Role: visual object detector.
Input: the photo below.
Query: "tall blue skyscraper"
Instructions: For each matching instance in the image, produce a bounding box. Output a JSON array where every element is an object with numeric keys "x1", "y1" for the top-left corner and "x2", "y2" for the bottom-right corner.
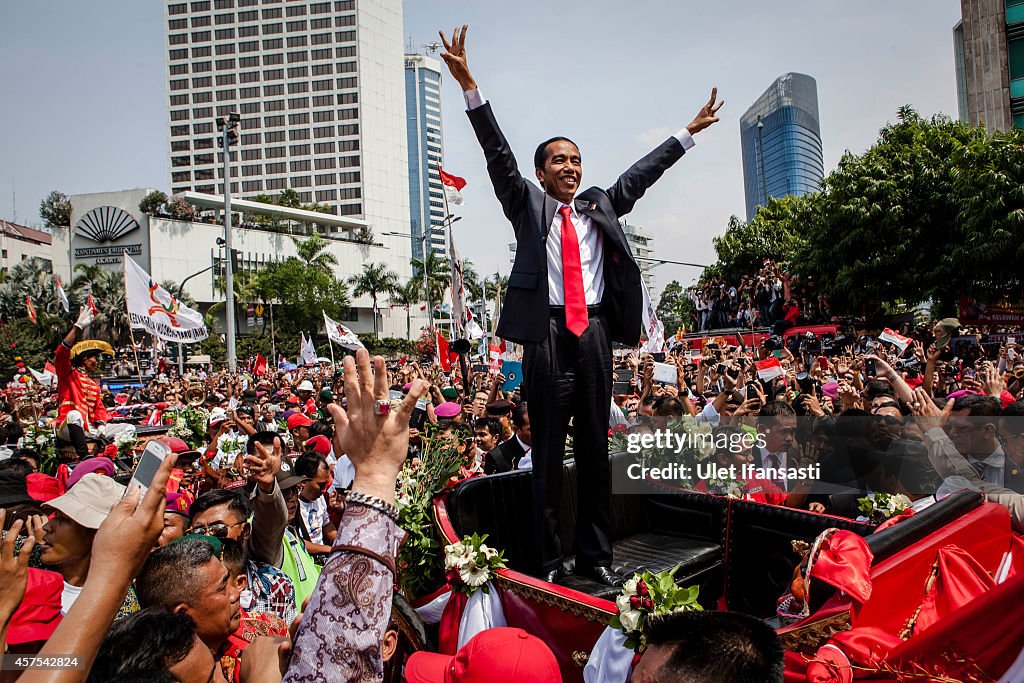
[
  {"x1": 405, "y1": 53, "x2": 447, "y2": 261},
  {"x1": 740, "y1": 73, "x2": 824, "y2": 221}
]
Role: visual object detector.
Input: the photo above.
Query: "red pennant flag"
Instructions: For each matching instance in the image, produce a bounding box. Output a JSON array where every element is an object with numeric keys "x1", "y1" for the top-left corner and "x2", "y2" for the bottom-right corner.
[
  {"x1": 87, "y1": 292, "x2": 98, "y2": 314},
  {"x1": 24, "y1": 297, "x2": 36, "y2": 325},
  {"x1": 252, "y1": 354, "x2": 268, "y2": 377},
  {"x1": 437, "y1": 333, "x2": 452, "y2": 372},
  {"x1": 44, "y1": 362, "x2": 56, "y2": 375}
]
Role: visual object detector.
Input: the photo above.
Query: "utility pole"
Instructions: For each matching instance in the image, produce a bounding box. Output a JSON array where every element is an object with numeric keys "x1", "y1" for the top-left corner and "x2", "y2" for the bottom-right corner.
[{"x1": 219, "y1": 113, "x2": 241, "y2": 372}]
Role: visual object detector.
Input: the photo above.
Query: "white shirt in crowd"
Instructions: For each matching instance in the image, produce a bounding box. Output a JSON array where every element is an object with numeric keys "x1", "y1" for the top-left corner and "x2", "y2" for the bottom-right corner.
[
  {"x1": 299, "y1": 496, "x2": 328, "y2": 545},
  {"x1": 61, "y1": 582, "x2": 83, "y2": 615}
]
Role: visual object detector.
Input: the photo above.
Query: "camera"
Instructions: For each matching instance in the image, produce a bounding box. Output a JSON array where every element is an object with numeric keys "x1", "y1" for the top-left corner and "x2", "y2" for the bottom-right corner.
[
  {"x1": 763, "y1": 336, "x2": 783, "y2": 352},
  {"x1": 894, "y1": 358, "x2": 920, "y2": 371}
]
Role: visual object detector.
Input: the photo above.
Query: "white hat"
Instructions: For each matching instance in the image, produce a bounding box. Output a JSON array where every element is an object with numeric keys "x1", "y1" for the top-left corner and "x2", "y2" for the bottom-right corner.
[
  {"x1": 297, "y1": 380, "x2": 315, "y2": 392},
  {"x1": 208, "y1": 407, "x2": 228, "y2": 427}
]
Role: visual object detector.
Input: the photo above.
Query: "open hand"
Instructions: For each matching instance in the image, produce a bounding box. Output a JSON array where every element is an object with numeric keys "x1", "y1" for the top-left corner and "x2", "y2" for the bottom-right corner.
[
  {"x1": 0, "y1": 512, "x2": 34, "y2": 626},
  {"x1": 439, "y1": 25, "x2": 477, "y2": 91},
  {"x1": 686, "y1": 87, "x2": 724, "y2": 135},
  {"x1": 244, "y1": 439, "x2": 282, "y2": 493}
]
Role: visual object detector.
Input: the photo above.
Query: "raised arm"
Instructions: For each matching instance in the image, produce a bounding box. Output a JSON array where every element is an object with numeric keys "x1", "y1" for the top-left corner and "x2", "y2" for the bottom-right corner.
[
  {"x1": 605, "y1": 88, "x2": 724, "y2": 217},
  {"x1": 440, "y1": 25, "x2": 531, "y2": 223}
]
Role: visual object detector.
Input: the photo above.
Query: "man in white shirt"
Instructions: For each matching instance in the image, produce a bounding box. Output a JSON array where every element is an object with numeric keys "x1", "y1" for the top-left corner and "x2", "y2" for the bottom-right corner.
[{"x1": 440, "y1": 25, "x2": 721, "y2": 587}]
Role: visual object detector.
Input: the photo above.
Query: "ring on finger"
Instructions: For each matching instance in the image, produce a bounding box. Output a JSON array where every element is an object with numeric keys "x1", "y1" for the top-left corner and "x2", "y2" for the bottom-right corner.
[{"x1": 374, "y1": 400, "x2": 390, "y2": 417}]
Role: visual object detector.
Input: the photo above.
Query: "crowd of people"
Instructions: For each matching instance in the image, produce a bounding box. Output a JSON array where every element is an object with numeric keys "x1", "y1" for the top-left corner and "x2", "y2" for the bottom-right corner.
[
  {"x1": 688, "y1": 259, "x2": 832, "y2": 332},
  {"x1": 0, "y1": 294, "x2": 1021, "y2": 681}
]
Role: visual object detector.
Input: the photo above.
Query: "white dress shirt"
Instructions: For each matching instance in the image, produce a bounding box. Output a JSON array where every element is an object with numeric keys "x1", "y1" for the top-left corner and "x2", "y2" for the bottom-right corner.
[{"x1": 462, "y1": 88, "x2": 695, "y2": 306}]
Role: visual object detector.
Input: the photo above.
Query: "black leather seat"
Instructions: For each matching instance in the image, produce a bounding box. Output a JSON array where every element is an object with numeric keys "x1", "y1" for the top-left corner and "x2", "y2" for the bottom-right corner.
[
  {"x1": 865, "y1": 490, "x2": 983, "y2": 563},
  {"x1": 445, "y1": 452, "x2": 728, "y2": 599}
]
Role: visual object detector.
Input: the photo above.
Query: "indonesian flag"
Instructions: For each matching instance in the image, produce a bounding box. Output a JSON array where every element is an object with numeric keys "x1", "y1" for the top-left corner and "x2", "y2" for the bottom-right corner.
[
  {"x1": 252, "y1": 354, "x2": 268, "y2": 377},
  {"x1": 439, "y1": 168, "x2": 466, "y2": 206},
  {"x1": 55, "y1": 276, "x2": 70, "y2": 314},
  {"x1": 756, "y1": 357, "x2": 784, "y2": 382},
  {"x1": 44, "y1": 361, "x2": 56, "y2": 375},
  {"x1": 24, "y1": 296, "x2": 36, "y2": 325},
  {"x1": 488, "y1": 343, "x2": 503, "y2": 374},
  {"x1": 879, "y1": 328, "x2": 912, "y2": 353},
  {"x1": 449, "y1": 229, "x2": 468, "y2": 331}
]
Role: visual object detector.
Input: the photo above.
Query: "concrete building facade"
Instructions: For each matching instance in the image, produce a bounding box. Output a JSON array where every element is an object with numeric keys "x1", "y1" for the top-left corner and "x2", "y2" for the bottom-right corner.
[
  {"x1": 954, "y1": 0, "x2": 1024, "y2": 131},
  {"x1": 404, "y1": 53, "x2": 448, "y2": 261}
]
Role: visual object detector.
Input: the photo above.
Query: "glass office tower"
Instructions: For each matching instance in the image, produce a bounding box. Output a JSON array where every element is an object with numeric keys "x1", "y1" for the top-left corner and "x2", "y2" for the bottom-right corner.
[{"x1": 739, "y1": 73, "x2": 825, "y2": 221}]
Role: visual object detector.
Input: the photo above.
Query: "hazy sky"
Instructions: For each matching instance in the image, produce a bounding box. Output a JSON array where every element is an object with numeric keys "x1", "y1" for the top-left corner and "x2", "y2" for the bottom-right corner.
[{"x1": 0, "y1": 1, "x2": 963, "y2": 292}]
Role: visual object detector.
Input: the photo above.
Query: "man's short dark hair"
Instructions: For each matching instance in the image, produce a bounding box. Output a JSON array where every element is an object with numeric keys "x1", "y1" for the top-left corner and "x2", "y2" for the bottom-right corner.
[
  {"x1": 758, "y1": 401, "x2": 796, "y2": 419},
  {"x1": 136, "y1": 538, "x2": 218, "y2": 609},
  {"x1": 953, "y1": 394, "x2": 1001, "y2": 417},
  {"x1": 474, "y1": 417, "x2": 502, "y2": 439},
  {"x1": 533, "y1": 136, "x2": 579, "y2": 169},
  {"x1": 863, "y1": 379, "x2": 895, "y2": 401},
  {"x1": 642, "y1": 610, "x2": 783, "y2": 682},
  {"x1": 246, "y1": 430, "x2": 281, "y2": 455},
  {"x1": 89, "y1": 608, "x2": 198, "y2": 683},
  {"x1": 511, "y1": 401, "x2": 529, "y2": 428},
  {"x1": 294, "y1": 451, "x2": 327, "y2": 479},
  {"x1": 187, "y1": 488, "x2": 252, "y2": 524},
  {"x1": 219, "y1": 537, "x2": 245, "y2": 578}
]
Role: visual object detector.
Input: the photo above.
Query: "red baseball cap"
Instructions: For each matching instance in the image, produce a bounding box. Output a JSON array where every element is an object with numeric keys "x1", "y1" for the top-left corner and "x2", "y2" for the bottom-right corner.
[
  {"x1": 287, "y1": 413, "x2": 313, "y2": 430},
  {"x1": 304, "y1": 434, "x2": 332, "y2": 456},
  {"x1": 405, "y1": 628, "x2": 560, "y2": 683}
]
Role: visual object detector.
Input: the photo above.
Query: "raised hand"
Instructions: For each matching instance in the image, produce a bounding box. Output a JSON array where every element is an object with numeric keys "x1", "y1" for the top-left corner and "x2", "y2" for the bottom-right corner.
[
  {"x1": 439, "y1": 24, "x2": 477, "y2": 91},
  {"x1": 0, "y1": 512, "x2": 34, "y2": 628},
  {"x1": 244, "y1": 439, "x2": 282, "y2": 493},
  {"x1": 686, "y1": 87, "x2": 724, "y2": 135}
]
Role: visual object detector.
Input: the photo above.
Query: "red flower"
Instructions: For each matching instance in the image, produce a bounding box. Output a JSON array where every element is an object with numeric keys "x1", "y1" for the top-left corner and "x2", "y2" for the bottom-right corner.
[
  {"x1": 611, "y1": 424, "x2": 628, "y2": 434},
  {"x1": 629, "y1": 595, "x2": 642, "y2": 610},
  {"x1": 641, "y1": 597, "x2": 654, "y2": 611},
  {"x1": 637, "y1": 580, "x2": 650, "y2": 597}
]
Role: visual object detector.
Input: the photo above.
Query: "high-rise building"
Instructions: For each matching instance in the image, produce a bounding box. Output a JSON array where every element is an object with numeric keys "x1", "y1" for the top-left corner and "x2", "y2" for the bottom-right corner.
[
  {"x1": 405, "y1": 53, "x2": 448, "y2": 261},
  {"x1": 954, "y1": 0, "x2": 1024, "y2": 131},
  {"x1": 620, "y1": 220, "x2": 656, "y2": 292},
  {"x1": 162, "y1": 0, "x2": 418, "y2": 338},
  {"x1": 739, "y1": 73, "x2": 824, "y2": 221},
  {"x1": 163, "y1": 0, "x2": 410, "y2": 226}
]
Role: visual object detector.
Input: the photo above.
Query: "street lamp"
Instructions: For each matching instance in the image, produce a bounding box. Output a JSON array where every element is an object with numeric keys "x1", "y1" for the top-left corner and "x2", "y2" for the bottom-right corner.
[
  {"x1": 176, "y1": 265, "x2": 215, "y2": 374},
  {"x1": 756, "y1": 115, "x2": 768, "y2": 209},
  {"x1": 218, "y1": 112, "x2": 241, "y2": 372}
]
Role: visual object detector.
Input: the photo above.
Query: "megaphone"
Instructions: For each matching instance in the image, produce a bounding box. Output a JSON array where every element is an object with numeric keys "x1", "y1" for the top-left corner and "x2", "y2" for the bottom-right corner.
[
  {"x1": 450, "y1": 338, "x2": 472, "y2": 394},
  {"x1": 451, "y1": 338, "x2": 472, "y2": 355}
]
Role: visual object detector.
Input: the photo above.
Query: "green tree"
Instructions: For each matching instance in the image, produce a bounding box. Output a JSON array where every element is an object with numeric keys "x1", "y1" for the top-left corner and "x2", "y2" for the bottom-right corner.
[
  {"x1": 69, "y1": 264, "x2": 127, "y2": 343},
  {"x1": 410, "y1": 252, "x2": 451, "y2": 307},
  {"x1": 702, "y1": 197, "x2": 805, "y2": 285},
  {"x1": 39, "y1": 191, "x2": 71, "y2": 228},
  {"x1": 294, "y1": 233, "x2": 338, "y2": 273},
  {"x1": 139, "y1": 191, "x2": 168, "y2": 215},
  {"x1": 388, "y1": 278, "x2": 422, "y2": 340},
  {"x1": 656, "y1": 280, "x2": 694, "y2": 336},
  {"x1": 277, "y1": 188, "x2": 301, "y2": 209},
  {"x1": 348, "y1": 262, "x2": 398, "y2": 338}
]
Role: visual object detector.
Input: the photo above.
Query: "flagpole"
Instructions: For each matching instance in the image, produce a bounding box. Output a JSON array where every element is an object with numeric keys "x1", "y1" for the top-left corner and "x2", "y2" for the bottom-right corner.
[
  {"x1": 269, "y1": 302, "x2": 276, "y2": 369},
  {"x1": 127, "y1": 326, "x2": 145, "y2": 388}
]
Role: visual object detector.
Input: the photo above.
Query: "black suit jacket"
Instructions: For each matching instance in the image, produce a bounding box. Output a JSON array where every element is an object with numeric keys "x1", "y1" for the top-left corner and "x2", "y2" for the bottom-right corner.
[
  {"x1": 483, "y1": 437, "x2": 527, "y2": 475},
  {"x1": 467, "y1": 102, "x2": 688, "y2": 345}
]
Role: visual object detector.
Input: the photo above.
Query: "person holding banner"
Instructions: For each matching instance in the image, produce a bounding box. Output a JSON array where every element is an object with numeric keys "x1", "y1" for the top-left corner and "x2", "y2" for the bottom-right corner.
[
  {"x1": 440, "y1": 24, "x2": 722, "y2": 586},
  {"x1": 54, "y1": 307, "x2": 112, "y2": 461}
]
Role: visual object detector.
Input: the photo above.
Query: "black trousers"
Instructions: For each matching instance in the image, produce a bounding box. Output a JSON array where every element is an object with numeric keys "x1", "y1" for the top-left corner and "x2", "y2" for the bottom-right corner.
[{"x1": 523, "y1": 309, "x2": 613, "y2": 573}]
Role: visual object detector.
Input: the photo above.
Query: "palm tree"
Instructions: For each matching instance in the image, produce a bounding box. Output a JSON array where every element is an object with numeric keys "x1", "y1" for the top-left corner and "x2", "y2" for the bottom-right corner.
[
  {"x1": 70, "y1": 265, "x2": 127, "y2": 343},
  {"x1": 388, "y1": 278, "x2": 421, "y2": 340},
  {"x1": 348, "y1": 262, "x2": 398, "y2": 338},
  {"x1": 461, "y1": 259, "x2": 482, "y2": 303},
  {"x1": 293, "y1": 234, "x2": 338, "y2": 274},
  {"x1": 410, "y1": 252, "x2": 451, "y2": 308}
]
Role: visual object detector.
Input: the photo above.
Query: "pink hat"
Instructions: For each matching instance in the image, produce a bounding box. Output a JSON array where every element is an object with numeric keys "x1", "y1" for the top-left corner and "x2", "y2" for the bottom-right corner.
[
  {"x1": 65, "y1": 457, "x2": 116, "y2": 490},
  {"x1": 434, "y1": 402, "x2": 462, "y2": 418},
  {"x1": 821, "y1": 381, "x2": 839, "y2": 401}
]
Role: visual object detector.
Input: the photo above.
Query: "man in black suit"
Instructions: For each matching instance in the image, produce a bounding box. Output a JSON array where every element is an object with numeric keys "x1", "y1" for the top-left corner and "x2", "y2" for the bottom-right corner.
[
  {"x1": 484, "y1": 401, "x2": 531, "y2": 475},
  {"x1": 440, "y1": 25, "x2": 722, "y2": 586}
]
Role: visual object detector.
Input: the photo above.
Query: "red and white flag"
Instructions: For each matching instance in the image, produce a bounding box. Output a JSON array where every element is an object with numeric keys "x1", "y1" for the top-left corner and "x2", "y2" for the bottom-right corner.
[
  {"x1": 878, "y1": 328, "x2": 912, "y2": 353},
  {"x1": 756, "y1": 357, "x2": 784, "y2": 382},
  {"x1": 24, "y1": 297, "x2": 36, "y2": 325},
  {"x1": 55, "y1": 276, "x2": 70, "y2": 314},
  {"x1": 439, "y1": 168, "x2": 466, "y2": 206}
]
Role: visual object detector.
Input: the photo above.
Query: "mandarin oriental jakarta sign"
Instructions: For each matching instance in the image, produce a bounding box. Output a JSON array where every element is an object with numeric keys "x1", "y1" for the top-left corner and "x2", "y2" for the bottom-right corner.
[{"x1": 72, "y1": 206, "x2": 143, "y2": 263}]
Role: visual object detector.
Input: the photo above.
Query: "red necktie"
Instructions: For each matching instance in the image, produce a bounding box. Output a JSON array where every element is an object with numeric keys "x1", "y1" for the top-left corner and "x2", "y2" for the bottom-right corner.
[{"x1": 559, "y1": 205, "x2": 588, "y2": 336}]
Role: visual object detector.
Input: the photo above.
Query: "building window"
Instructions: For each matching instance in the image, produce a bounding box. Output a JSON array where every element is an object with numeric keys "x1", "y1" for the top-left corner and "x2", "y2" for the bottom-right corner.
[
  {"x1": 193, "y1": 106, "x2": 213, "y2": 118},
  {"x1": 191, "y1": 1, "x2": 211, "y2": 10},
  {"x1": 215, "y1": 11, "x2": 234, "y2": 23},
  {"x1": 194, "y1": 155, "x2": 215, "y2": 167},
  {"x1": 287, "y1": 35, "x2": 308, "y2": 47},
  {"x1": 336, "y1": 61, "x2": 356, "y2": 73},
  {"x1": 263, "y1": 23, "x2": 282, "y2": 35},
  {"x1": 312, "y1": 94, "x2": 332, "y2": 107},
  {"x1": 242, "y1": 180, "x2": 263, "y2": 192},
  {"x1": 171, "y1": 140, "x2": 191, "y2": 151},
  {"x1": 169, "y1": 48, "x2": 188, "y2": 60},
  {"x1": 238, "y1": 9, "x2": 258, "y2": 21},
  {"x1": 285, "y1": 3, "x2": 306, "y2": 16},
  {"x1": 288, "y1": 112, "x2": 310, "y2": 125},
  {"x1": 315, "y1": 172, "x2": 336, "y2": 185},
  {"x1": 313, "y1": 126, "x2": 333, "y2": 138},
  {"x1": 314, "y1": 157, "x2": 335, "y2": 169},
  {"x1": 193, "y1": 61, "x2": 213, "y2": 72},
  {"x1": 263, "y1": 68, "x2": 284, "y2": 80},
  {"x1": 335, "y1": 15, "x2": 355, "y2": 27},
  {"x1": 192, "y1": 76, "x2": 213, "y2": 88},
  {"x1": 265, "y1": 100, "x2": 284, "y2": 112},
  {"x1": 311, "y1": 19, "x2": 331, "y2": 30},
  {"x1": 312, "y1": 48, "x2": 331, "y2": 60},
  {"x1": 216, "y1": 73, "x2": 236, "y2": 85},
  {"x1": 169, "y1": 18, "x2": 188, "y2": 30},
  {"x1": 262, "y1": 7, "x2": 282, "y2": 19},
  {"x1": 291, "y1": 176, "x2": 312, "y2": 188},
  {"x1": 289, "y1": 128, "x2": 310, "y2": 140},
  {"x1": 215, "y1": 58, "x2": 235, "y2": 70},
  {"x1": 192, "y1": 16, "x2": 212, "y2": 28},
  {"x1": 241, "y1": 133, "x2": 261, "y2": 145},
  {"x1": 191, "y1": 31, "x2": 211, "y2": 42},
  {"x1": 238, "y1": 25, "x2": 259, "y2": 37},
  {"x1": 287, "y1": 50, "x2": 308, "y2": 63},
  {"x1": 239, "y1": 70, "x2": 259, "y2": 83},
  {"x1": 193, "y1": 91, "x2": 213, "y2": 103},
  {"x1": 338, "y1": 92, "x2": 357, "y2": 104},
  {"x1": 339, "y1": 187, "x2": 361, "y2": 199},
  {"x1": 172, "y1": 155, "x2": 191, "y2": 167},
  {"x1": 172, "y1": 172, "x2": 192, "y2": 183},
  {"x1": 287, "y1": 66, "x2": 309, "y2": 78},
  {"x1": 338, "y1": 171, "x2": 360, "y2": 183},
  {"x1": 239, "y1": 55, "x2": 258, "y2": 67},
  {"x1": 289, "y1": 144, "x2": 310, "y2": 155},
  {"x1": 335, "y1": 30, "x2": 355, "y2": 42},
  {"x1": 194, "y1": 122, "x2": 214, "y2": 134},
  {"x1": 239, "y1": 101, "x2": 261, "y2": 114},
  {"x1": 288, "y1": 96, "x2": 309, "y2": 109},
  {"x1": 288, "y1": 81, "x2": 309, "y2": 94},
  {"x1": 337, "y1": 108, "x2": 358, "y2": 121},
  {"x1": 262, "y1": 52, "x2": 283, "y2": 65},
  {"x1": 241, "y1": 149, "x2": 262, "y2": 160},
  {"x1": 312, "y1": 110, "x2": 333, "y2": 122},
  {"x1": 311, "y1": 64, "x2": 332, "y2": 76},
  {"x1": 264, "y1": 84, "x2": 284, "y2": 96},
  {"x1": 266, "y1": 146, "x2": 286, "y2": 158},
  {"x1": 170, "y1": 94, "x2": 190, "y2": 106},
  {"x1": 169, "y1": 3, "x2": 187, "y2": 14},
  {"x1": 336, "y1": 45, "x2": 356, "y2": 58},
  {"x1": 286, "y1": 20, "x2": 308, "y2": 32},
  {"x1": 336, "y1": 76, "x2": 357, "y2": 89},
  {"x1": 267, "y1": 178, "x2": 287, "y2": 190},
  {"x1": 338, "y1": 154, "x2": 359, "y2": 167},
  {"x1": 265, "y1": 162, "x2": 286, "y2": 173},
  {"x1": 290, "y1": 160, "x2": 311, "y2": 172},
  {"x1": 241, "y1": 116, "x2": 260, "y2": 129},
  {"x1": 242, "y1": 164, "x2": 261, "y2": 176},
  {"x1": 215, "y1": 43, "x2": 235, "y2": 54},
  {"x1": 170, "y1": 79, "x2": 189, "y2": 91},
  {"x1": 171, "y1": 109, "x2": 189, "y2": 121},
  {"x1": 216, "y1": 89, "x2": 237, "y2": 101},
  {"x1": 214, "y1": 28, "x2": 235, "y2": 39},
  {"x1": 240, "y1": 86, "x2": 260, "y2": 98},
  {"x1": 338, "y1": 140, "x2": 359, "y2": 152},
  {"x1": 314, "y1": 141, "x2": 335, "y2": 154},
  {"x1": 338, "y1": 203, "x2": 361, "y2": 216},
  {"x1": 169, "y1": 32, "x2": 189, "y2": 45},
  {"x1": 315, "y1": 189, "x2": 337, "y2": 202},
  {"x1": 264, "y1": 115, "x2": 285, "y2": 127}
]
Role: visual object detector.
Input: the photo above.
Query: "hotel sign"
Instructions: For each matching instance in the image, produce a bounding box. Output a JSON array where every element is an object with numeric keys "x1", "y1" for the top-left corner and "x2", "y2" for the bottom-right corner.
[{"x1": 71, "y1": 206, "x2": 147, "y2": 266}]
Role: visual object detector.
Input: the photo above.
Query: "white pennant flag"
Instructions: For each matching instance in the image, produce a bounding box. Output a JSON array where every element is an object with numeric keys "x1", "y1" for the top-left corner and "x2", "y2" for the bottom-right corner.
[
  {"x1": 449, "y1": 230, "x2": 468, "y2": 332},
  {"x1": 323, "y1": 311, "x2": 364, "y2": 350},
  {"x1": 300, "y1": 332, "x2": 318, "y2": 365},
  {"x1": 124, "y1": 254, "x2": 208, "y2": 343},
  {"x1": 641, "y1": 282, "x2": 665, "y2": 353},
  {"x1": 55, "y1": 276, "x2": 70, "y2": 314}
]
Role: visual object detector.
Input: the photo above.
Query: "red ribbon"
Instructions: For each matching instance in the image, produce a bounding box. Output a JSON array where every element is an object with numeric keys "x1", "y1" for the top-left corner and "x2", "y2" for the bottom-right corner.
[{"x1": 438, "y1": 590, "x2": 468, "y2": 654}]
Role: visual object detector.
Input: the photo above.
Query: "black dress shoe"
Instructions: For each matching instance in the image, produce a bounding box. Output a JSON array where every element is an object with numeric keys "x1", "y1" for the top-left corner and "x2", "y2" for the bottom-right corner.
[
  {"x1": 579, "y1": 565, "x2": 624, "y2": 587},
  {"x1": 543, "y1": 567, "x2": 569, "y2": 583}
]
